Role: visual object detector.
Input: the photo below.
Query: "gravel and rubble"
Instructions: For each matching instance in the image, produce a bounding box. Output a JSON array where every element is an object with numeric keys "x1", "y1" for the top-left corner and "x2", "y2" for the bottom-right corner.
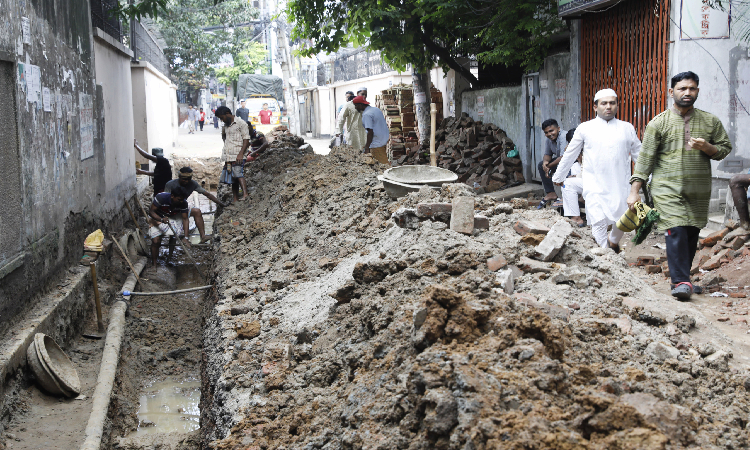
[{"x1": 202, "y1": 143, "x2": 750, "y2": 449}]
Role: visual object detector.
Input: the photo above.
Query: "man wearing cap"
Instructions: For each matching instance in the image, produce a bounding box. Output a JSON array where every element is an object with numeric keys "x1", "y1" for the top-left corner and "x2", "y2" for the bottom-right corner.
[
  {"x1": 553, "y1": 88, "x2": 641, "y2": 251},
  {"x1": 352, "y1": 96, "x2": 390, "y2": 164},
  {"x1": 337, "y1": 91, "x2": 355, "y2": 118},
  {"x1": 134, "y1": 140, "x2": 172, "y2": 194},
  {"x1": 628, "y1": 71, "x2": 732, "y2": 300},
  {"x1": 335, "y1": 88, "x2": 368, "y2": 151},
  {"x1": 164, "y1": 167, "x2": 227, "y2": 243}
]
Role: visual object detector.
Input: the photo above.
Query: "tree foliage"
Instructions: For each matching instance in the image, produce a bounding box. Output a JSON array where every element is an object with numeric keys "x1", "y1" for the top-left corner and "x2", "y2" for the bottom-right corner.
[
  {"x1": 215, "y1": 41, "x2": 269, "y2": 85},
  {"x1": 286, "y1": 0, "x2": 564, "y2": 84},
  {"x1": 155, "y1": 0, "x2": 262, "y2": 88}
]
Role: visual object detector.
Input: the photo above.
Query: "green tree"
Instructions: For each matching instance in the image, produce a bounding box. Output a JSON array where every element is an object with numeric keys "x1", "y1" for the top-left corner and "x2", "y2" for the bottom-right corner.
[
  {"x1": 215, "y1": 41, "x2": 270, "y2": 85},
  {"x1": 153, "y1": 0, "x2": 261, "y2": 88},
  {"x1": 286, "y1": 0, "x2": 564, "y2": 85}
]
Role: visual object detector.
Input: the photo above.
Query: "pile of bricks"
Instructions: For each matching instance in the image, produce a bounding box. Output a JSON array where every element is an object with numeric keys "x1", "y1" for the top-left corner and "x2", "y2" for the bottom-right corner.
[
  {"x1": 692, "y1": 227, "x2": 750, "y2": 273},
  {"x1": 393, "y1": 112, "x2": 521, "y2": 193},
  {"x1": 375, "y1": 84, "x2": 419, "y2": 161}
]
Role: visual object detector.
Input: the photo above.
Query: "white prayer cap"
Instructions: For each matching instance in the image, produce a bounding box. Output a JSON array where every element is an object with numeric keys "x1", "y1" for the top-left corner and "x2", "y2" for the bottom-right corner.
[{"x1": 594, "y1": 88, "x2": 617, "y2": 102}]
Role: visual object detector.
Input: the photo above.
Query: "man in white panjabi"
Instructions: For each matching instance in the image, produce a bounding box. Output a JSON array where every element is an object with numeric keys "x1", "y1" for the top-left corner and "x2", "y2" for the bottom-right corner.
[{"x1": 553, "y1": 88, "x2": 641, "y2": 252}]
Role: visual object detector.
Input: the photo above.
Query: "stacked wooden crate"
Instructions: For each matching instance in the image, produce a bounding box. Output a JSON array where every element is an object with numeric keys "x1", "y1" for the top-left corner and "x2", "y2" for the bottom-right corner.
[{"x1": 430, "y1": 87, "x2": 444, "y2": 124}]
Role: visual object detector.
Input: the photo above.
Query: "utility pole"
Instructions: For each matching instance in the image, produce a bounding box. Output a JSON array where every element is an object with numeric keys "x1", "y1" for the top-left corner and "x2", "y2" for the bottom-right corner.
[{"x1": 272, "y1": 3, "x2": 300, "y2": 136}]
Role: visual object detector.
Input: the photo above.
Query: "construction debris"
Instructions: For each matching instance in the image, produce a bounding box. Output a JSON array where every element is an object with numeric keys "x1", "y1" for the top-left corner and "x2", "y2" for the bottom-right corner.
[
  {"x1": 202, "y1": 141, "x2": 750, "y2": 450},
  {"x1": 392, "y1": 112, "x2": 521, "y2": 193}
]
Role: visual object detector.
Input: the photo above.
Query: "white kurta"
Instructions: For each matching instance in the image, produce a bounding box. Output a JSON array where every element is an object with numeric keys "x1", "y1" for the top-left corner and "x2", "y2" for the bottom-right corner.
[
  {"x1": 552, "y1": 117, "x2": 641, "y2": 225},
  {"x1": 335, "y1": 101, "x2": 366, "y2": 150}
]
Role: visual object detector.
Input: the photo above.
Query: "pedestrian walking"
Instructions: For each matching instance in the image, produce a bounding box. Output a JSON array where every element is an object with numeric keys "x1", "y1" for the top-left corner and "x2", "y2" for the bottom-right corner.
[
  {"x1": 553, "y1": 88, "x2": 641, "y2": 251},
  {"x1": 537, "y1": 119, "x2": 568, "y2": 208},
  {"x1": 213, "y1": 108, "x2": 219, "y2": 129},
  {"x1": 199, "y1": 108, "x2": 206, "y2": 131},
  {"x1": 628, "y1": 71, "x2": 732, "y2": 300},
  {"x1": 558, "y1": 128, "x2": 586, "y2": 227},
  {"x1": 187, "y1": 105, "x2": 198, "y2": 134},
  {"x1": 353, "y1": 95, "x2": 390, "y2": 165},
  {"x1": 335, "y1": 87, "x2": 368, "y2": 151}
]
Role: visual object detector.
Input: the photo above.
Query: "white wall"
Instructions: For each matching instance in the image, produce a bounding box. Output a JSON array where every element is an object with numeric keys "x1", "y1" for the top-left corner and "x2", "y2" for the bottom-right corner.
[
  {"x1": 93, "y1": 32, "x2": 136, "y2": 206},
  {"x1": 670, "y1": 1, "x2": 750, "y2": 178},
  {"x1": 131, "y1": 61, "x2": 179, "y2": 163}
]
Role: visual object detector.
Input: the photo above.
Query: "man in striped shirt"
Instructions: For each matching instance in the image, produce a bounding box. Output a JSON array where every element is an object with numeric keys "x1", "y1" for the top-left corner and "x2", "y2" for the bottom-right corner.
[{"x1": 628, "y1": 71, "x2": 732, "y2": 300}]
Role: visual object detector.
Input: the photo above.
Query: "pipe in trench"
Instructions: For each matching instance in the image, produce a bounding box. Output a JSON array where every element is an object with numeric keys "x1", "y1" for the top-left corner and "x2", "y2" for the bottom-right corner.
[{"x1": 80, "y1": 257, "x2": 147, "y2": 450}]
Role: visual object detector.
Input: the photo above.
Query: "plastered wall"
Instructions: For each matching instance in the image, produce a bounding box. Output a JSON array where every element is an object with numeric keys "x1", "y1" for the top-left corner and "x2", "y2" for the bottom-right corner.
[{"x1": 0, "y1": 0, "x2": 135, "y2": 330}]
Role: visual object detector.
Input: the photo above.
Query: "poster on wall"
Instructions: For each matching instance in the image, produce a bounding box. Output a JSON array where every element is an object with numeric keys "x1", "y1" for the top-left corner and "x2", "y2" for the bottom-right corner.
[
  {"x1": 43, "y1": 87, "x2": 51, "y2": 112},
  {"x1": 21, "y1": 17, "x2": 30, "y2": 45},
  {"x1": 555, "y1": 79, "x2": 567, "y2": 105},
  {"x1": 79, "y1": 93, "x2": 94, "y2": 160},
  {"x1": 24, "y1": 64, "x2": 40, "y2": 104},
  {"x1": 680, "y1": 0, "x2": 730, "y2": 39}
]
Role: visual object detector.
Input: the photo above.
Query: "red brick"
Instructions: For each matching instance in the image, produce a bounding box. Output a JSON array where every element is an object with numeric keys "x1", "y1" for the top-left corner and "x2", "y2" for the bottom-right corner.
[
  {"x1": 700, "y1": 228, "x2": 730, "y2": 247},
  {"x1": 730, "y1": 293, "x2": 747, "y2": 298},
  {"x1": 486, "y1": 255, "x2": 508, "y2": 271},
  {"x1": 644, "y1": 265, "x2": 662, "y2": 274},
  {"x1": 415, "y1": 203, "x2": 452, "y2": 218},
  {"x1": 702, "y1": 248, "x2": 732, "y2": 270},
  {"x1": 636, "y1": 256, "x2": 655, "y2": 266},
  {"x1": 474, "y1": 215, "x2": 490, "y2": 230}
]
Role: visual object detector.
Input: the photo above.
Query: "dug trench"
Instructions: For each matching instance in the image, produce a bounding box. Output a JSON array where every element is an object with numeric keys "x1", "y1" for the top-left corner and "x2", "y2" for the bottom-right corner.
[{"x1": 200, "y1": 141, "x2": 750, "y2": 450}]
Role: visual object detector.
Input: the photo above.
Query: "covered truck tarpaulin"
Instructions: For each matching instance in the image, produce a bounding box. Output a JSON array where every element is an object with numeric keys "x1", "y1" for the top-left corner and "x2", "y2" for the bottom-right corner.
[{"x1": 237, "y1": 74, "x2": 284, "y2": 103}]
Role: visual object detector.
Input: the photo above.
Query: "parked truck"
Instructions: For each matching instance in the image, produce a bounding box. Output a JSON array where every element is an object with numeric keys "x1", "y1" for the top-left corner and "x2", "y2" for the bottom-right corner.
[{"x1": 236, "y1": 74, "x2": 286, "y2": 134}]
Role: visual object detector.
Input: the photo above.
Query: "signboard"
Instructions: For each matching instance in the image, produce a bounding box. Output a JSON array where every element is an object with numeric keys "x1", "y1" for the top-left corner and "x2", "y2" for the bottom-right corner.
[
  {"x1": 79, "y1": 93, "x2": 94, "y2": 160},
  {"x1": 555, "y1": 79, "x2": 567, "y2": 105},
  {"x1": 680, "y1": 0, "x2": 730, "y2": 39},
  {"x1": 558, "y1": 0, "x2": 619, "y2": 16}
]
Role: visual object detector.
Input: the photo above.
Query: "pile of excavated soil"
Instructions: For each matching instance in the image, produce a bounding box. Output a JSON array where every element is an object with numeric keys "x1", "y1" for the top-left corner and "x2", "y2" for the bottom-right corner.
[{"x1": 203, "y1": 144, "x2": 750, "y2": 449}]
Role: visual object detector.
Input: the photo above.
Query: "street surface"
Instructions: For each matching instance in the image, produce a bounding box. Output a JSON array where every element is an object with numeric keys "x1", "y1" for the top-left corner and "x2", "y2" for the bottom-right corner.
[{"x1": 170, "y1": 127, "x2": 330, "y2": 158}]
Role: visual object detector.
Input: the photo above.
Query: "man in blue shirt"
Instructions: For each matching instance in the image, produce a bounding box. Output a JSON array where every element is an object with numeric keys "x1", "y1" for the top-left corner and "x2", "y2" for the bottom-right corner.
[{"x1": 353, "y1": 95, "x2": 390, "y2": 165}]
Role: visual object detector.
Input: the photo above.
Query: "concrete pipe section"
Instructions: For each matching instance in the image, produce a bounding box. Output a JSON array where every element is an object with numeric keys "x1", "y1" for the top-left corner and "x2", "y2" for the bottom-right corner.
[{"x1": 80, "y1": 257, "x2": 146, "y2": 450}]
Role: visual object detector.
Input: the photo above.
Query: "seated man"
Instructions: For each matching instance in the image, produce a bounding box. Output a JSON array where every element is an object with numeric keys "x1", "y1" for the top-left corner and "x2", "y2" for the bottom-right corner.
[
  {"x1": 164, "y1": 167, "x2": 227, "y2": 243},
  {"x1": 730, "y1": 172, "x2": 750, "y2": 231},
  {"x1": 148, "y1": 187, "x2": 191, "y2": 266},
  {"x1": 537, "y1": 119, "x2": 567, "y2": 209},
  {"x1": 559, "y1": 128, "x2": 586, "y2": 227}
]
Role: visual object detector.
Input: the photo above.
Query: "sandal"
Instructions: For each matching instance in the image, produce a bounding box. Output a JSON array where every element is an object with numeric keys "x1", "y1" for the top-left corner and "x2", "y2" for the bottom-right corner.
[{"x1": 536, "y1": 199, "x2": 549, "y2": 210}]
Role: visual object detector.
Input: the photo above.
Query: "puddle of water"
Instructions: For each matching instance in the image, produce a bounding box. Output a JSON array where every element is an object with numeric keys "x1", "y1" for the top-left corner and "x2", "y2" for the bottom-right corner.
[{"x1": 131, "y1": 378, "x2": 200, "y2": 436}]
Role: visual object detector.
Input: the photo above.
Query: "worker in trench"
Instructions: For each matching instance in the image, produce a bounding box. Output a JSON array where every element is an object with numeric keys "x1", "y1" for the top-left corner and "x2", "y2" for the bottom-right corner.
[
  {"x1": 215, "y1": 105, "x2": 257, "y2": 202},
  {"x1": 553, "y1": 88, "x2": 641, "y2": 252},
  {"x1": 164, "y1": 167, "x2": 228, "y2": 243},
  {"x1": 147, "y1": 186, "x2": 191, "y2": 267}
]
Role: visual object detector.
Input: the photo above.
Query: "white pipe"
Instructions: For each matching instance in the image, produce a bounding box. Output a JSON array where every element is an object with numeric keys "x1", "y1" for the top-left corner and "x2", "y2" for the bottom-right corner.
[{"x1": 80, "y1": 257, "x2": 146, "y2": 450}]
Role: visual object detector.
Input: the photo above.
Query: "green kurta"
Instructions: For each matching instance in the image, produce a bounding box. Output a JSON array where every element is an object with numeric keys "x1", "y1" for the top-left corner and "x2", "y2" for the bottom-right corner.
[{"x1": 631, "y1": 107, "x2": 732, "y2": 230}]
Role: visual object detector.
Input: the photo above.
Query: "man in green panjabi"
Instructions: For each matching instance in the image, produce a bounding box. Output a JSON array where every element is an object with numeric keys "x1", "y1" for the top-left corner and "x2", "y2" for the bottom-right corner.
[{"x1": 628, "y1": 71, "x2": 732, "y2": 301}]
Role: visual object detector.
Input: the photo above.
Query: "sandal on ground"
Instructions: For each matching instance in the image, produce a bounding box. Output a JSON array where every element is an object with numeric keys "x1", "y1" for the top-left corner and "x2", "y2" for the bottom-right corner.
[
  {"x1": 536, "y1": 199, "x2": 549, "y2": 210},
  {"x1": 671, "y1": 282, "x2": 693, "y2": 301}
]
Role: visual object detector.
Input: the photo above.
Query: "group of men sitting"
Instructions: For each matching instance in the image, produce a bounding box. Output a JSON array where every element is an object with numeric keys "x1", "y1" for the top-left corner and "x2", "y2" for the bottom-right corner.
[{"x1": 135, "y1": 105, "x2": 270, "y2": 267}]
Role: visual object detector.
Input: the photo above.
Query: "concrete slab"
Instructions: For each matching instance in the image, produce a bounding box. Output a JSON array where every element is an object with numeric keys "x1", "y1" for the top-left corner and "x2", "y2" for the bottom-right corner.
[{"x1": 482, "y1": 182, "x2": 544, "y2": 201}]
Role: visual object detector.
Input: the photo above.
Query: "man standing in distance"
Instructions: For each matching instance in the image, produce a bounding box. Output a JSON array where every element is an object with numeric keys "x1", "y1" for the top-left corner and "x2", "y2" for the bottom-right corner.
[
  {"x1": 336, "y1": 87, "x2": 368, "y2": 151},
  {"x1": 215, "y1": 106, "x2": 253, "y2": 203},
  {"x1": 258, "y1": 103, "x2": 272, "y2": 125},
  {"x1": 353, "y1": 95, "x2": 390, "y2": 165},
  {"x1": 187, "y1": 105, "x2": 197, "y2": 134},
  {"x1": 537, "y1": 119, "x2": 567, "y2": 208},
  {"x1": 235, "y1": 100, "x2": 250, "y2": 123},
  {"x1": 553, "y1": 88, "x2": 641, "y2": 251},
  {"x1": 628, "y1": 72, "x2": 732, "y2": 300}
]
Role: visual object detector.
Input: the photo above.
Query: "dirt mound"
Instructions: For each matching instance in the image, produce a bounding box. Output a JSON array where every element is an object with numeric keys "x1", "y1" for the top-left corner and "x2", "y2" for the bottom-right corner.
[{"x1": 204, "y1": 143, "x2": 750, "y2": 449}]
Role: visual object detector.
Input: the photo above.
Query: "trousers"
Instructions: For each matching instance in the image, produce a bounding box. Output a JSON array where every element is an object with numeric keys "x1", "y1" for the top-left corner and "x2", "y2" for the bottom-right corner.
[
  {"x1": 665, "y1": 226, "x2": 700, "y2": 284},
  {"x1": 591, "y1": 218, "x2": 625, "y2": 248},
  {"x1": 562, "y1": 177, "x2": 583, "y2": 217},
  {"x1": 537, "y1": 161, "x2": 556, "y2": 194}
]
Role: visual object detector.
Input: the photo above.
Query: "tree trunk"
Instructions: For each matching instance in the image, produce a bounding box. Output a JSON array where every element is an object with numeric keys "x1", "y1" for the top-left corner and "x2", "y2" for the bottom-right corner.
[
  {"x1": 276, "y1": 21, "x2": 300, "y2": 136},
  {"x1": 412, "y1": 68, "x2": 431, "y2": 146}
]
